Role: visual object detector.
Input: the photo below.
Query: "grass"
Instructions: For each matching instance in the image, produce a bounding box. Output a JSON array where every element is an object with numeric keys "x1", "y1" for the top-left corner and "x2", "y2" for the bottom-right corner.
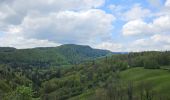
[
  {"x1": 69, "y1": 89, "x2": 95, "y2": 100},
  {"x1": 71, "y1": 67, "x2": 170, "y2": 99},
  {"x1": 120, "y1": 67, "x2": 170, "y2": 97}
]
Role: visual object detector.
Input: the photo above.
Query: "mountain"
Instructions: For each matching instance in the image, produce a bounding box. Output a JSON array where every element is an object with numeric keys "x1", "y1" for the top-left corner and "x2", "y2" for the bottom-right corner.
[
  {"x1": 54, "y1": 44, "x2": 112, "y2": 64},
  {"x1": 0, "y1": 48, "x2": 170, "y2": 100},
  {"x1": 112, "y1": 52, "x2": 129, "y2": 54},
  {"x1": 0, "y1": 44, "x2": 112, "y2": 67},
  {"x1": 0, "y1": 47, "x2": 16, "y2": 52}
]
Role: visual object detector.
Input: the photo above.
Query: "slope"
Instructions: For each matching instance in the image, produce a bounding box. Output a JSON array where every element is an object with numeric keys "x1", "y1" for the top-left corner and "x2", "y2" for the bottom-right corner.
[
  {"x1": 120, "y1": 67, "x2": 170, "y2": 98},
  {"x1": 0, "y1": 44, "x2": 111, "y2": 67}
]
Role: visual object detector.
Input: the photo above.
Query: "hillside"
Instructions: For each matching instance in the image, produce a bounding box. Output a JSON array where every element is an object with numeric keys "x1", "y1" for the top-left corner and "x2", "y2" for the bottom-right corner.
[
  {"x1": 120, "y1": 67, "x2": 170, "y2": 99},
  {"x1": 0, "y1": 47, "x2": 16, "y2": 52},
  {"x1": 70, "y1": 67, "x2": 170, "y2": 100},
  {"x1": 0, "y1": 49, "x2": 170, "y2": 100},
  {"x1": 0, "y1": 44, "x2": 111, "y2": 67},
  {"x1": 36, "y1": 44, "x2": 112, "y2": 64}
]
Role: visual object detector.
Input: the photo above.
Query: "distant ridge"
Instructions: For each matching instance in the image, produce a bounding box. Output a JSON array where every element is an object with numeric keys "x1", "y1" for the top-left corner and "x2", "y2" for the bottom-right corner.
[
  {"x1": 0, "y1": 44, "x2": 112, "y2": 67},
  {"x1": 112, "y1": 52, "x2": 129, "y2": 54}
]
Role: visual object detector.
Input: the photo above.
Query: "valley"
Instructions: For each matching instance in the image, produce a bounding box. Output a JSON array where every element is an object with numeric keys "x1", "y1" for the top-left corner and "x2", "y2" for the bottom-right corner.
[{"x1": 0, "y1": 44, "x2": 170, "y2": 100}]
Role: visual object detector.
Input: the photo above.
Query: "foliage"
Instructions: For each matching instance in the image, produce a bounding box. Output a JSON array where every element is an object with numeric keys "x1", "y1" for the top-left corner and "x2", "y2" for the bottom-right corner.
[
  {"x1": 0, "y1": 45, "x2": 169, "y2": 100},
  {"x1": 0, "y1": 44, "x2": 111, "y2": 67},
  {"x1": 3, "y1": 86, "x2": 33, "y2": 100}
]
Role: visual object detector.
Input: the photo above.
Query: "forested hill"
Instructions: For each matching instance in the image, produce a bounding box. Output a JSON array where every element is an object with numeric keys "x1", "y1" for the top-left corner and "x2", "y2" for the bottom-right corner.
[
  {"x1": 0, "y1": 44, "x2": 112, "y2": 67},
  {"x1": 0, "y1": 47, "x2": 16, "y2": 52}
]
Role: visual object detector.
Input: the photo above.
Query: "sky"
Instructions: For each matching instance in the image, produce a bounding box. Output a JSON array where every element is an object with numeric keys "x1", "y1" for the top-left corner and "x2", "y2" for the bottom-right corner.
[{"x1": 0, "y1": 0, "x2": 170, "y2": 52}]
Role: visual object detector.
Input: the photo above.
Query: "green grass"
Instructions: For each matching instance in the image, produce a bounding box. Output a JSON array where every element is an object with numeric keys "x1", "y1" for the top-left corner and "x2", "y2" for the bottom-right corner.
[
  {"x1": 70, "y1": 67, "x2": 170, "y2": 99},
  {"x1": 120, "y1": 67, "x2": 170, "y2": 97},
  {"x1": 69, "y1": 89, "x2": 95, "y2": 100}
]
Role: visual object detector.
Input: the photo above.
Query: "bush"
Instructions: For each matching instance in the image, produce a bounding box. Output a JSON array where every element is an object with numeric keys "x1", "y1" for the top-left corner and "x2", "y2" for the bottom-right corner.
[{"x1": 144, "y1": 57, "x2": 160, "y2": 69}]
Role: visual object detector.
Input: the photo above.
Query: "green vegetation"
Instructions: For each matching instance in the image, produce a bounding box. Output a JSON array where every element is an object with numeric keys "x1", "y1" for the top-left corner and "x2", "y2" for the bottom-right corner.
[
  {"x1": 0, "y1": 44, "x2": 111, "y2": 67},
  {"x1": 120, "y1": 67, "x2": 170, "y2": 99},
  {"x1": 0, "y1": 45, "x2": 170, "y2": 100}
]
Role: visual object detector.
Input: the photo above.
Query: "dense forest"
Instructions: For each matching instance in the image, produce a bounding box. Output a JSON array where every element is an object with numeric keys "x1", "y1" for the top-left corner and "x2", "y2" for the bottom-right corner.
[
  {"x1": 0, "y1": 44, "x2": 111, "y2": 67},
  {"x1": 0, "y1": 44, "x2": 170, "y2": 100}
]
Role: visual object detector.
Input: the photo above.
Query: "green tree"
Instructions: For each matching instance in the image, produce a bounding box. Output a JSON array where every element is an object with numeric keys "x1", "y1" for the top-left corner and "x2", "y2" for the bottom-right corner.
[
  {"x1": 144, "y1": 56, "x2": 160, "y2": 69},
  {"x1": 16, "y1": 86, "x2": 33, "y2": 100}
]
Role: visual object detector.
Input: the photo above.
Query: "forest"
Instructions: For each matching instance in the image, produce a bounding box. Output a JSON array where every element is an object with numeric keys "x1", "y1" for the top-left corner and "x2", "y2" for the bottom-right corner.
[{"x1": 0, "y1": 44, "x2": 170, "y2": 100}]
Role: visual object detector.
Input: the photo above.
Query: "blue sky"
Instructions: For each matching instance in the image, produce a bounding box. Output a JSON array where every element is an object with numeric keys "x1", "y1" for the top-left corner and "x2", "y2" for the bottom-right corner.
[{"x1": 0, "y1": 0, "x2": 170, "y2": 51}]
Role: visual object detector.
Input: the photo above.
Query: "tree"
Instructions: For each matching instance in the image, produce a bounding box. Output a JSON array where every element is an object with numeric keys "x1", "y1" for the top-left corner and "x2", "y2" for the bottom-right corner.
[
  {"x1": 144, "y1": 56, "x2": 160, "y2": 69},
  {"x1": 4, "y1": 86, "x2": 33, "y2": 100},
  {"x1": 127, "y1": 81, "x2": 133, "y2": 100},
  {"x1": 16, "y1": 86, "x2": 33, "y2": 100}
]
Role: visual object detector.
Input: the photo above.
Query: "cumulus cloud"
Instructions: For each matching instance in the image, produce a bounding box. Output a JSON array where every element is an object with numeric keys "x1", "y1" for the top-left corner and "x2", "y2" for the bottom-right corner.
[
  {"x1": 9, "y1": 9, "x2": 115, "y2": 44},
  {"x1": 0, "y1": 0, "x2": 117, "y2": 49},
  {"x1": 108, "y1": 4, "x2": 125, "y2": 13},
  {"x1": 0, "y1": 0, "x2": 170, "y2": 51},
  {"x1": 122, "y1": 4, "x2": 151, "y2": 21},
  {"x1": 95, "y1": 42, "x2": 123, "y2": 52},
  {"x1": 0, "y1": 0, "x2": 105, "y2": 26},
  {"x1": 109, "y1": 4, "x2": 151, "y2": 21},
  {"x1": 0, "y1": 33, "x2": 59, "y2": 49},
  {"x1": 165, "y1": 0, "x2": 170, "y2": 7},
  {"x1": 122, "y1": 15, "x2": 170, "y2": 36},
  {"x1": 122, "y1": 0, "x2": 170, "y2": 36},
  {"x1": 95, "y1": 35, "x2": 170, "y2": 51},
  {"x1": 148, "y1": 0, "x2": 162, "y2": 7},
  {"x1": 151, "y1": 34, "x2": 170, "y2": 44},
  {"x1": 121, "y1": 0, "x2": 170, "y2": 51},
  {"x1": 122, "y1": 19, "x2": 151, "y2": 36},
  {"x1": 152, "y1": 15, "x2": 170, "y2": 33},
  {"x1": 128, "y1": 34, "x2": 170, "y2": 51}
]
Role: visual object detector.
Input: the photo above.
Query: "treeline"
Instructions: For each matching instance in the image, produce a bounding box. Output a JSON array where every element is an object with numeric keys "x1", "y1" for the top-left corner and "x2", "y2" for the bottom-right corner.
[
  {"x1": 0, "y1": 44, "x2": 111, "y2": 67},
  {"x1": 93, "y1": 80, "x2": 167, "y2": 100},
  {"x1": 105, "y1": 51, "x2": 170, "y2": 69},
  {"x1": 0, "y1": 54, "x2": 129, "y2": 100},
  {"x1": 128, "y1": 51, "x2": 170, "y2": 69},
  {"x1": 0, "y1": 51, "x2": 170, "y2": 100}
]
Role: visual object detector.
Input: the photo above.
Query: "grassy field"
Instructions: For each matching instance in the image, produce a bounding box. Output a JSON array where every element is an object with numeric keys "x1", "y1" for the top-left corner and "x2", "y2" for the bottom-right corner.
[
  {"x1": 120, "y1": 67, "x2": 170, "y2": 98},
  {"x1": 70, "y1": 67, "x2": 170, "y2": 100}
]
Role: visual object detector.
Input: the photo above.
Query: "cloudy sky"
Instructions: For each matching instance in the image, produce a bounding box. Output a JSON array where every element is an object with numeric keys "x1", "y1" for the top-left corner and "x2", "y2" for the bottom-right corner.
[{"x1": 0, "y1": 0, "x2": 170, "y2": 51}]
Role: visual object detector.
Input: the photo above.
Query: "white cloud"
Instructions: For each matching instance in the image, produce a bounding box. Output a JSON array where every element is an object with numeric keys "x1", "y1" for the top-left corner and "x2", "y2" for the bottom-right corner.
[
  {"x1": 128, "y1": 34, "x2": 170, "y2": 51},
  {"x1": 151, "y1": 34, "x2": 170, "y2": 44},
  {"x1": 122, "y1": 0, "x2": 170, "y2": 51},
  {"x1": 0, "y1": 0, "x2": 117, "y2": 49},
  {"x1": 109, "y1": 4, "x2": 151, "y2": 22},
  {"x1": 9, "y1": 9, "x2": 115, "y2": 44},
  {"x1": 108, "y1": 4, "x2": 125, "y2": 12},
  {"x1": 95, "y1": 42, "x2": 123, "y2": 52},
  {"x1": 0, "y1": 0, "x2": 105, "y2": 27},
  {"x1": 122, "y1": 4, "x2": 151, "y2": 21},
  {"x1": 165, "y1": 0, "x2": 170, "y2": 7},
  {"x1": 122, "y1": 19, "x2": 151, "y2": 36},
  {"x1": 152, "y1": 15, "x2": 170, "y2": 33},
  {"x1": 0, "y1": 0, "x2": 169, "y2": 52},
  {"x1": 122, "y1": 15, "x2": 170, "y2": 36},
  {"x1": 0, "y1": 34, "x2": 59, "y2": 49},
  {"x1": 122, "y1": 0, "x2": 170, "y2": 36},
  {"x1": 95, "y1": 36, "x2": 170, "y2": 51},
  {"x1": 148, "y1": 0, "x2": 162, "y2": 7},
  {"x1": 0, "y1": 24, "x2": 59, "y2": 49}
]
